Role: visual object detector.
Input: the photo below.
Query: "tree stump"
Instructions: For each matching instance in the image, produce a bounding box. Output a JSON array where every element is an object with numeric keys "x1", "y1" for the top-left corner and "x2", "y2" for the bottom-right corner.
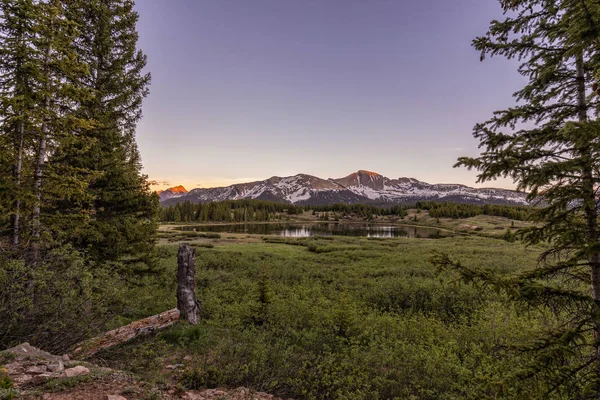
[{"x1": 177, "y1": 243, "x2": 199, "y2": 324}]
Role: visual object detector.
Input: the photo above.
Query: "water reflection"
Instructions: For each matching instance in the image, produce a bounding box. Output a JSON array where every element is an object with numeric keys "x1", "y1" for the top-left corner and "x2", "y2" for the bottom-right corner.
[{"x1": 179, "y1": 222, "x2": 449, "y2": 239}]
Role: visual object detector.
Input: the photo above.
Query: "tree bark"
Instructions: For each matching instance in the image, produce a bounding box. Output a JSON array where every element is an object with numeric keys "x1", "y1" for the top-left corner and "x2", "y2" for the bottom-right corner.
[
  {"x1": 177, "y1": 243, "x2": 199, "y2": 324},
  {"x1": 12, "y1": 120, "x2": 24, "y2": 246},
  {"x1": 71, "y1": 308, "x2": 180, "y2": 358},
  {"x1": 31, "y1": 42, "x2": 51, "y2": 266}
]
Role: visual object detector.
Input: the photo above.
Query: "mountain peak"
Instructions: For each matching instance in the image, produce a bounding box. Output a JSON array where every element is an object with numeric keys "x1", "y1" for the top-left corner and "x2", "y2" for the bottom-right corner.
[
  {"x1": 157, "y1": 185, "x2": 188, "y2": 201},
  {"x1": 169, "y1": 185, "x2": 188, "y2": 194},
  {"x1": 333, "y1": 170, "x2": 385, "y2": 191},
  {"x1": 357, "y1": 169, "x2": 381, "y2": 177}
]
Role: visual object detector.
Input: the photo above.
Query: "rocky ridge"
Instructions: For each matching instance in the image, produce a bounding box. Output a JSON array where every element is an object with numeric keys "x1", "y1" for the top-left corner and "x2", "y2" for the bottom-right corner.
[{"x1": 160, "y1": 170, "x2": 527, "y2": 206}]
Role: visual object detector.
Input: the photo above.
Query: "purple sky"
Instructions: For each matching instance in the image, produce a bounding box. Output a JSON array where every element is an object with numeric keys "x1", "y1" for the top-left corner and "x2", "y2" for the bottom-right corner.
[{"x1": 133, "y1": 0, "x2": 525, "y2": 190}]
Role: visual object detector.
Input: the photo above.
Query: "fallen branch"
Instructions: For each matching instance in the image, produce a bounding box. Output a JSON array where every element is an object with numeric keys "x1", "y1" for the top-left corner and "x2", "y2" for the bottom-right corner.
[{"x1": 71, "y1": 308, "x2": 180, "y2": 358}]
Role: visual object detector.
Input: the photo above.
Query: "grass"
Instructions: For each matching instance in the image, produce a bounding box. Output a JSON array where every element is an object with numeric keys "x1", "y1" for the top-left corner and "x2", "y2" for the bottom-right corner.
[
  {"x1": 93, "y1": 227, "x2": 564, "y2": 399},
  {"x1": 43, "y1": 375, "x2": 93, "y2": 392}
]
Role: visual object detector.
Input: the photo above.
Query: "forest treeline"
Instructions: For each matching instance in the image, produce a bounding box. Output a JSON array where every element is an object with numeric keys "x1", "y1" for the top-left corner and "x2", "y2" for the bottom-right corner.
[
  {"x1": 0, "y1": 0, "x2": 157, "y2": 352},
  {"x1": 159, "y1": 199, "x2": 531, "y2": 222},
  {"x1": 415, "y1": 201, "x2": 530, "y2": 220}
]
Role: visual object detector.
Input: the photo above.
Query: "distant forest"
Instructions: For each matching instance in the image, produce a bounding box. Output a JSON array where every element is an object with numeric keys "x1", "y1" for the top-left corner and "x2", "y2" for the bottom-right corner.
[{"x1": 159, "y1": 199, "x2": 531, "y2": 222}]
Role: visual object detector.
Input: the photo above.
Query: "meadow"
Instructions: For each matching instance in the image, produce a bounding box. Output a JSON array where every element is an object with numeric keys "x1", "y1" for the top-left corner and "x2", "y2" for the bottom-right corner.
[{"x1": 94, "y1": 227, "x2": 562, "y2": 400}]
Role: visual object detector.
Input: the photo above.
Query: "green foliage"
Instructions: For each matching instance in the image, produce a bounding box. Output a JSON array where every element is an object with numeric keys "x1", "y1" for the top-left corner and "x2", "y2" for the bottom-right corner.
[
  {"x1": 0, "y1": 388, "x2": 18, "y2": 400},
  {"x1": 309, "y1": 203, "x2": 409, "y2": 218},
  {"x1": 432, "y1": 0, "x2": 600, "y2": 397},
  {"x1": 503, "y1": 228, "x2": 516, "y2": 242},
  {"x1": 416, "y1": 201, "x2": 530, "y2": 220},
  {"x1": 181, "y1": 366, "x2": 224, "y2": 390},
  {"x1": 0, "y1": 0, "x2": 158, "y2": 351},
  {"x1": 0, "y1": 245, "x2": 129, "y2": 352},
  {"x1": 160, "y1": 200, "x2": 414, "y2": 223},
  {"x1": 0, "y1": 375, "x2": 12, "y2": 390},
  {"x1": 43, "y1": 375, "x2": 93, "y2": 392},
  {"x1": 98, "y1": 237, "x2": 561, "y2": 399},
  {"x1": 160, "y1": 199, "x2": 302, "y2": 223}
]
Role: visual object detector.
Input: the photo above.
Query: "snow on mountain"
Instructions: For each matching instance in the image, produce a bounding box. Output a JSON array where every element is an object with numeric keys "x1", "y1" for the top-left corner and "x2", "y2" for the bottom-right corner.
[
  {"x1": 171, "y1": 174, "x2": 345, "y2": 205},
  {"x1": 330, "y1": 170, "x2": 527, "y2": 205},
  {"x1": 161, "y1": 171, "x2": 529, "y2": 206}
]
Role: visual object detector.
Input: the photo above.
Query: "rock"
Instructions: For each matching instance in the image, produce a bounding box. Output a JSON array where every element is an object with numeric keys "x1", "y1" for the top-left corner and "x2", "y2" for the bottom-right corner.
[
  {"x1": 63, "y1": 365, "x2": 90, "y2": 377},
  {"x1": 4, "y1": 362, "x2": 22, "y2": 374},
  {"x1": 183, "y1": 355, "x2": 193, "y2": 361},
  {"x1": 107, "y1": 395, "x2": 128, "y2": 400},
  {"x1": 30, "y1": 373, "x2": 51, "y2": 384},
  {"x1": 62, "y1": 354, "x2": 70, "y2": 361},
  {"x1": 6, "y1": 343, "x2": 55, "y2": 359},
  {"x1": 166, "y1": 363, "x2": 184, "y2": 369},
  {"x1": 25, "y1": 365, "x2": 48, "y2": 374},
  {"x1": 47, "y1": 361, "x2": 64, "y2": 373},
  {"x1": 12, "y1": 374, "x2": 34, "y2": 385},
  {"x1": 42, "y1": 394, "x2": 52, "y2": 400}
]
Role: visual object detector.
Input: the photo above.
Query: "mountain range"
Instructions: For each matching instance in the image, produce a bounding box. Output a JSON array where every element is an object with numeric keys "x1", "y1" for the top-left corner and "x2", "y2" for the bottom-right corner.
[{"x1": 158, "y1": 170, "x2": 528, "y2": 206}]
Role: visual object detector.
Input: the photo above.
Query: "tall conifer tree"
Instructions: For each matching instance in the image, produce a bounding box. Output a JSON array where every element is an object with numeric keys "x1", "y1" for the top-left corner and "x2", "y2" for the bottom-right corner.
[
  {"x1": 64, "y1": 0, "x2": 157, "y2": 273},
  {"x1": 433, "y1": 0, "x2": 600, "y2": 398},
  {"x1": 0, "y1": 0, "x2": 36, "y2": 246},
  {"x1": 0, "y1": 0, "x2": 156, "y2": 351}
]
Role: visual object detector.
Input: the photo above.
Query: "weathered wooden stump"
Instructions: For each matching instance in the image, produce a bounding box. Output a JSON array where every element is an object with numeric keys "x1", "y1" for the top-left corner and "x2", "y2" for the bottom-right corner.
[{"x1": 177, "y1": 243, "x2": 199, "y2": 324}]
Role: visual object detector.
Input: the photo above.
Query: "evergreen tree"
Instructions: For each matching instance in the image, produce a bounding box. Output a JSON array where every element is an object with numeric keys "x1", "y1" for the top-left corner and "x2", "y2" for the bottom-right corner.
[
  {"x1": 0, "y1": 0, "x2": 36, "y2": 246},
  {"x1": 433, "y1": 1, "x2": 600, "y2": 397},
  {"x1": 61, "y1": 0, "x2": 157, "y2": 273},
  {"x1": 0, "y1": 0, "x2": 157, "y2": 351}
]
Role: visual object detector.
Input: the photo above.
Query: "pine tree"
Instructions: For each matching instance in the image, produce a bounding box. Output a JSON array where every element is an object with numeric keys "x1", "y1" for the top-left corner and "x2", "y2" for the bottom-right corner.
[
  {"x1": 61, "y1": 0, "x2": 158, "y2": 273},
  {"x1": 433, "y1": 1, "x2": 600, "y2": 397},
  {"x1": 0, "y1": 0, "x2": 157, "y2": 351},
  {"x1": 0, "y1": 0, "x2": 93, "y2": 253},
  {"x1": 0, "y1": 0, "x2": 36, "y2": 246}
]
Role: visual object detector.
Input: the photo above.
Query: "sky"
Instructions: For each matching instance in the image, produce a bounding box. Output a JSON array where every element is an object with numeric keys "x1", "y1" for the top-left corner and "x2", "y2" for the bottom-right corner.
[{"x1": 133, "y1": 0, "x2": 526, "y2": 191}]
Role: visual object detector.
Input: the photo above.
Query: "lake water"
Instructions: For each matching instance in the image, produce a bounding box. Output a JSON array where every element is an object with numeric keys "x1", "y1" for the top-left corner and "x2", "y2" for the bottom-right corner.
[{"x1": 178, "y1": 223, "x2": 449, "y2": 239}]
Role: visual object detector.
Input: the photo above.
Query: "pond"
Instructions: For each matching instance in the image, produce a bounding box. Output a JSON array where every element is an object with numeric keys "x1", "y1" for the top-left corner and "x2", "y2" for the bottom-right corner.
[{"x1": 177, "y1": 222, "x2": 450, "y2": 239}]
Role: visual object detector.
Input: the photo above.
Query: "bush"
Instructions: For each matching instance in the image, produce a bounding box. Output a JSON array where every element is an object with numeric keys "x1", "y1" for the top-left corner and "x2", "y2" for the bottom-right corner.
[
  {"x1": 0, "y1": 388, "x2": 18, "y2": 400},
  {"x1": 0, "y1": 368, "x2": 13, "y2": 389},
  {"x1": 0, "y1": 245, "x2": 129, "y2": 353},
  {"x1": 181, "y1": 366, "x2": 224, "y2": 389}
]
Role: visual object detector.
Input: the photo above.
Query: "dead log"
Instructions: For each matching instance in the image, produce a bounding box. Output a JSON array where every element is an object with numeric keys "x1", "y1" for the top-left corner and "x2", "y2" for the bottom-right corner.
[
  {"x1": 177, "y1": 243, "x2": 199, "y2": 324},
  {"x1": 71, "y1": 308, "x2": 180, "y2": 358}
]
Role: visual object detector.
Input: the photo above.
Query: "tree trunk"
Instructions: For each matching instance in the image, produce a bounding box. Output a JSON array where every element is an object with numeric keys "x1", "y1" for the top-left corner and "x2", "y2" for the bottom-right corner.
[
  {"x1": 31, "y1": 43, "x2": 51, "y2": 265},
  {"x1": 576, "y1": 53, "x2": 600, "y2": 399},
  {"x1": 177, "y1": 243, "x2": 199, "y2": 324},
  {"x1": 12, "y1": 120, "x2": 24, "y2": 246}
]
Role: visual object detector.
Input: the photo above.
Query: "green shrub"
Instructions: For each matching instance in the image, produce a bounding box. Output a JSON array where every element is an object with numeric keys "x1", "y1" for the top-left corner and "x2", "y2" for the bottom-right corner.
[
  {"x1": 159, "y1": 324, "x2": 205, "y2": 345},
  {"x1": 0, "y1": 388, "x2": 18, "y2": 400},
  {"x1": 0, "y1": 245, "x2": 129, "y2": 353},
  {"x1": 44, "y1": 375, "x2": 93, "y2": 392},
  {"x1": 181, "y1": 366, "x2": 224, "y2": 389},
  {"x1": 0, "y1": 372, "x2": 13, "y2": 390}
]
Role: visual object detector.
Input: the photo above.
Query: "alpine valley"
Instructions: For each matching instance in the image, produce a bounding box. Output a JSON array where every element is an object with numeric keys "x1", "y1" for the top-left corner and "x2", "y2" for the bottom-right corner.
[{"x1": 159, "y1": 170, "x2": 528, "y2": 206}]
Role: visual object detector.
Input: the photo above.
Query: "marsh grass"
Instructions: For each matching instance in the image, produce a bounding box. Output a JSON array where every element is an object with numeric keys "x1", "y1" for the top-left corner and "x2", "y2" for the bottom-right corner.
[{"x1": 97, "y1": 234, "x2": 557, "y2": 399}]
